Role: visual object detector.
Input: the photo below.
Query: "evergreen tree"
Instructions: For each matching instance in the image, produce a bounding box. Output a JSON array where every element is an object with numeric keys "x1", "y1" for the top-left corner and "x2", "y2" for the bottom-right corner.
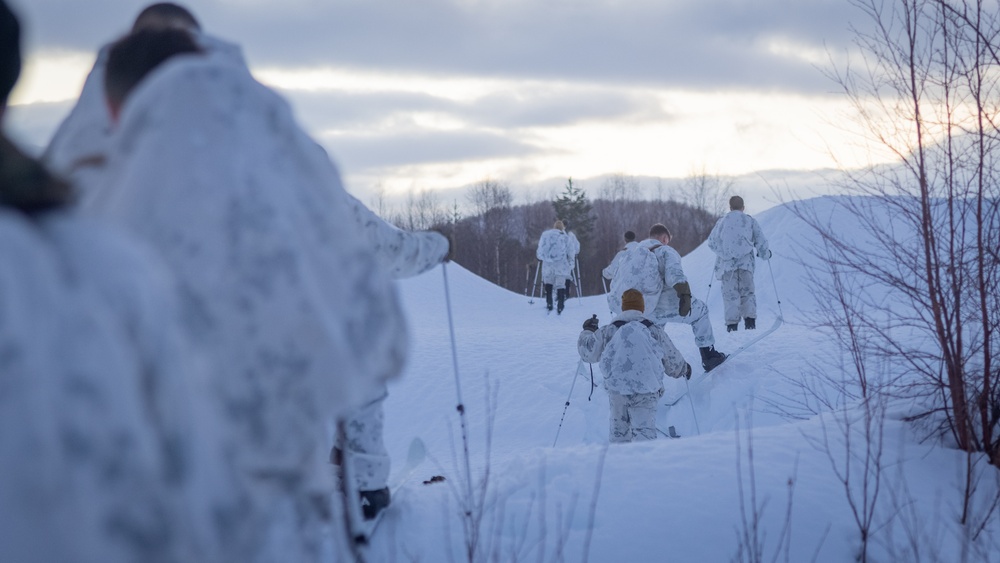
[{"x1": 552, "y1": 178, "x2": 595, "y2": 252}]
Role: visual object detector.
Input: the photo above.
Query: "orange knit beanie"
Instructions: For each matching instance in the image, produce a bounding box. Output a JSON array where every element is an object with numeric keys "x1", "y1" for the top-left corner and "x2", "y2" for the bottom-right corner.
[{"x1": 621, "y1": 289, "x2": 645, "y2": 312}]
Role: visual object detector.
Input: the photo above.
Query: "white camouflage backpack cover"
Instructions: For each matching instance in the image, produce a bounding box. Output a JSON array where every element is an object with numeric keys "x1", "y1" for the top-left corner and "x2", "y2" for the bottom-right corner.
[
  {"x1": 608, "y1": 242, "x2": 661, "y2": 314},
  {"x1": 600, "y1": 318, "x2": 668, "y2": 395}
]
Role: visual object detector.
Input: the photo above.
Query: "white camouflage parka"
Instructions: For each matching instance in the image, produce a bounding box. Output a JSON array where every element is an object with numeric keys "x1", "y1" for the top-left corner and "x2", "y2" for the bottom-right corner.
[
  {"x1": 578, "y1": 310, "x2": 688, "y2": 395},
  {"x1": 536, "y1": 228, "x2": 575, "y2": 284},
  {"x1": 707, "y1": 210, "x2": 769, "y2": 279},
  {"x1": 82, "y1": 51, "x2": 410, "y2": 562}
]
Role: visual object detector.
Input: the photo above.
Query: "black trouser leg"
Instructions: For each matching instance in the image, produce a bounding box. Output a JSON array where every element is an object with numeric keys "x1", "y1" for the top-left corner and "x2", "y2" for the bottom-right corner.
[
  {"x1": 544, "y1": 284, "x2": 553, "y2": 310},
  {"x1": 556, "y1": 288, "x2": 566, "y2": 313}
]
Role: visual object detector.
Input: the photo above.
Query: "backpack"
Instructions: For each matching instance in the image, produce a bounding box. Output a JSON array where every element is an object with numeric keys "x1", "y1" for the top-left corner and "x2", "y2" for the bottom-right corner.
[
  {"x1": 602, "y1": 319, "x2": 664, "y2": 394},
  {"x1": 613, "y1": 243, "x2": 662, "y2": 296},
  {"x1": 546, "y1": 232, "x2": 569, "y2": 262}
]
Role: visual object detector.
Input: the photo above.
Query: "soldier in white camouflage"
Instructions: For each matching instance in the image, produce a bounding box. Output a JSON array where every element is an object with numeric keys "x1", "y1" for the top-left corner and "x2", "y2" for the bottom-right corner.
[
  {"x1": 536, "y1": 220, "x2": 575, "y2": 314},
  {"x1": 707, "y1": 196, "x2": 771, "y2": 332},
  {"x1": 578, "y1": 290, "x2": 691, "y2": 442}
]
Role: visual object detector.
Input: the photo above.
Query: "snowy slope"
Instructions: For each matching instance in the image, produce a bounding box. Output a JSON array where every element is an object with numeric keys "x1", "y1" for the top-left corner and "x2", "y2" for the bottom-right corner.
[{"x1": 365, "y1": 196, "x2": 998, "y2": 562}]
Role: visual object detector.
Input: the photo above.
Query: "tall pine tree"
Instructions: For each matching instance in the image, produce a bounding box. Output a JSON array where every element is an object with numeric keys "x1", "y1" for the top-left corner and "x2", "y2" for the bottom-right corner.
[{"x1": 552, "y1": 178, "x2": 595, "y2": 253}]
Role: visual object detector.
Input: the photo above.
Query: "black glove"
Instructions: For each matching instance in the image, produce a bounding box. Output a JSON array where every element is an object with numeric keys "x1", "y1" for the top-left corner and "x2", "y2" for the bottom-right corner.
[
  {"x1": 673, "y1": 282, "x2": 692, "y2": 317},
  {"x1": 582, "y1": 314, "x2": 599, "y2": 332},
  {"x1": 430, "y1": 227, "x2": 454, "y2": 263},
  {"x1": 684, "y1": 363, "x2": 692, "y2": 380},
  {"x1": 758, "y1": 248, "x2": 772, "y2": 260}
]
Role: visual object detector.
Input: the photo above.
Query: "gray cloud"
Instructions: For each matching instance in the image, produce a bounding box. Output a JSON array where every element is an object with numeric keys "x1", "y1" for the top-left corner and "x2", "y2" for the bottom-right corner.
[
  {"x1": 15, "y1": 0, "x2": 861, "y2": 93},
  {"x1": 321, "y1": 128, "x2": 541, "y2": 172},
  {"x1": 278, "y1": 85, "x2": 661, "y2": 133}
]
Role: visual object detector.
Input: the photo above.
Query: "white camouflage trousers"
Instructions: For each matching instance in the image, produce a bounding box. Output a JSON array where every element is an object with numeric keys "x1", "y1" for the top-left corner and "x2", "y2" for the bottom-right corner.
[
  {"x1": 340, "y1": 392, "x2": 391, "y2": 491},
  {"x1": 721, "y1": 269, "x2": 756, "y2": 324},
  {"x1": 608, "y1": 391, "x2": 658, "y2": 443},
  {"x1": 651, "y1": 298, "x2": 716, "y2": 348}
]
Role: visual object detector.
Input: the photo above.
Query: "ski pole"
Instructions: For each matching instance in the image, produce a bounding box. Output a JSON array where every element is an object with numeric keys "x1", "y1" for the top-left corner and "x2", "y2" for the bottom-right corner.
[
  {"x1": 766, "y1": 259, "x2": 784, "y2": 320},
  {"x1": 574, "y1": 257, "x2": 583, "y2": 301},
  {"x1": 684, "y1": 378, "x2": 701, "y2": 435},
  {"x1": 588, "y1": 363, "x2": 596, "y2": 401},
  {"x1": 553, "y1": 360, "x2": 585, "y2": 447},
  {"x1": 523, "y1": 263, "x2": 532, "y2": 298},
  {"x1": 529, "y1": 260, "x2": 541, "y2": 303},
  {"x1": 441, "y1": 263, "x2": 475, "y2": 512},
  {"x1": 705, "y1": 263, "x2": 714, "y2": 304}
]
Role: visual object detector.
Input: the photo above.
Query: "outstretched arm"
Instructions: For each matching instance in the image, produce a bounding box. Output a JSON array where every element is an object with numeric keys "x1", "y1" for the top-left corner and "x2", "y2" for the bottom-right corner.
[{"x1": 345, "y1": 192, "x2": 449, "y2": 279}]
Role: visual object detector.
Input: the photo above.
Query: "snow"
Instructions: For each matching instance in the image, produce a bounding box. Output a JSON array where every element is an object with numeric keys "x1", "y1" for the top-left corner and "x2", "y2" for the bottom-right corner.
[{"x1": 365, "y1": 196, "x2": 999, "y2": 562}]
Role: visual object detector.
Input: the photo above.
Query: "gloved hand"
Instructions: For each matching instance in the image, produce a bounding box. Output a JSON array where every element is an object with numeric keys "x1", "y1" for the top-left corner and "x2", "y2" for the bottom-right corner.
[
  {"x1": 582, "y1": 314, "x2": 599, "y2": 332},
  {"x1": 430, "y1": 227, "x2": 453, "y2": 262},
  {"x1": 758, "y1": 248, "x2": 772, "y2": 260},
  {"x1": 668, "y1": 363, "x2": 692, "y2": 380},
  {"x1": 657, "y1": 386, "x2": 665, "y2": 398},
  {"x1": 673, "y1": 281, "x2": 692, "y2": 317}
]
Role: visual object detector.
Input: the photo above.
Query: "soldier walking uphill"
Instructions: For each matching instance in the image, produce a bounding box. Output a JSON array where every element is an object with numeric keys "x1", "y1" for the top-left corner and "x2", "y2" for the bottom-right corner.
[
  {"x1": 707, "y1": 196, "x2": 771, "y2": 332},
  {"x1": 536, "y1": 220, "x2": 575, "y2": 314},
  {"x1": 578, "y1": 290, "x2": 691, "y2": 442},
  {"x1": 635, "y1": 224, "x2": 728, "y2": 372}
]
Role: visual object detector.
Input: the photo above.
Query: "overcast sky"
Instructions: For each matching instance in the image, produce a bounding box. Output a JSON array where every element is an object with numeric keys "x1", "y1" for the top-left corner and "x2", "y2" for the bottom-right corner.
[{"x1": 5, "y1": 0, "x2": 884, "y2": 204}]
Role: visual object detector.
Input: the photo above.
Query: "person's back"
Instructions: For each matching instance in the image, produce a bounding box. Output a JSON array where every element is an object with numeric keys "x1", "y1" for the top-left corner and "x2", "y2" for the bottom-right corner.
[
  {"x1": 89, "y1": 31, "x2": 411, "y2": 558},
  {"x1": 708, "y1": 198, "x2": 768, "y2": 276},
  {"x1": 608, "y1": 238, "x2": 662, "y2": 315},
  {"x1": 2, "y1": 8, "x2": 241, "y2": 556},
  {"x1": 578, "y1": 290, "x2": 688, "y2": 442},
  {"x1": 707, "y1": 196, "x2": 770, "y2": 331},
  {"x1": 641, "y1": 223, "x2": 727, "y2": 372},
  {"x1": 44, "y1": 2, "x2": 246, "y2": 187},
  {"x1": 536, "y1": 221, "x2": 574, "y2": 313}
]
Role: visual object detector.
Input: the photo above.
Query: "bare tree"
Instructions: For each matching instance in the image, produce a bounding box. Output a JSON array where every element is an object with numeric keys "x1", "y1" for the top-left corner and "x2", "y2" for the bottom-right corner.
[
  {"x1": 808, "y1": 0, "x2": 1000, "y2": 465},
  {"x1": 466, "y1": 179, "x2": 515, "y2": 285},
  {"x1": 681, "y1": 166, "x2": 735, "y2": 218}
]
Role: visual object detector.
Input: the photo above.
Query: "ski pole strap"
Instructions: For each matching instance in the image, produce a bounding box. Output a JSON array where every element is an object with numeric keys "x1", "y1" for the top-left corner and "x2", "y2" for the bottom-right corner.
[{"x1": 611, "y1": 319, "x2": 656, "y2": 329}]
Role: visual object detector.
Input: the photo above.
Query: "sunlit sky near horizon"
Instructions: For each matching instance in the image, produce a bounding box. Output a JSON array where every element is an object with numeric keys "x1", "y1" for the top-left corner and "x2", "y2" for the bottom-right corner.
[{"x1": 4, "y1": 0, "x2": 896, "y2": 204}]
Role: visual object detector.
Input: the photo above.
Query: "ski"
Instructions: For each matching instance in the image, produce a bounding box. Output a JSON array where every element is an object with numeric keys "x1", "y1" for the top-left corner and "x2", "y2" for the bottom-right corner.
[
  {"x1": 663, "y1": 315, "x2": 784, "y2": 407},
  {"x1": 355, "y1": 437, "x2": 427, "y2": 545},
  {"x1": 656, "y1": 425, "x2": 681, "y2": 439}
]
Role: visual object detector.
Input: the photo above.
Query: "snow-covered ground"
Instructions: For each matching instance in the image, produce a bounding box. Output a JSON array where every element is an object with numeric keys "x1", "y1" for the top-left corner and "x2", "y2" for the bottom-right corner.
[{"x1": 363, "y1": 196, "x2": 1000, "y2": 562}]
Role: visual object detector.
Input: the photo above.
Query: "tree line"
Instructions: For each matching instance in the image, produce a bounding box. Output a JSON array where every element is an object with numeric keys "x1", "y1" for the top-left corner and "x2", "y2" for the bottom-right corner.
[{"x1": 376, "y1": 173, "x2": 729, "y2": 297}]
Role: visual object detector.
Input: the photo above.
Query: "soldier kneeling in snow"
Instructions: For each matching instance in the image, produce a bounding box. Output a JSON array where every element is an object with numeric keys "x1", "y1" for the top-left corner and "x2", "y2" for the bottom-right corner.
[{"x1": 578, "y1": 289, "x2": 691, "y2": 443}]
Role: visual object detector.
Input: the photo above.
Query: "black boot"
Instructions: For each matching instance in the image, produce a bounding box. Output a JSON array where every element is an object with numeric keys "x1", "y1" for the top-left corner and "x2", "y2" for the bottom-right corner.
[
  {"x1": 556, "y1": 288, "x2": 566, "y2": 314},
  {"x1": 544, "y1": 284, "x2": 553, "y2": 311},
  {"x1": 726, "y1": 323, "x2": 738, "y2": 332},
  {"x1": 699, "y1": 346, "x2": 727, "y2": 372},
  {"x1": 359, "y1": 487, "x2": 391, "y2": 520},
  {"x1": 744, "y1": 318, "x2": 756, "y2": 330}
]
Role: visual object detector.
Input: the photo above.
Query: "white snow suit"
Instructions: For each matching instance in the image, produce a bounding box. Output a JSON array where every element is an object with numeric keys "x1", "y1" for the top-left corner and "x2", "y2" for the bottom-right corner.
[
  {"x1": 707, "y1": 210, "x2": 770, "y2": 325},
  {"x1": 341, "y1": 200, "x2": 448, "y2": 492},
  {"x1": 602, "y1": 241, "x2": 639, "y2": 313},
  {"x1": 83, "y1": 51, "x2": 407, "y2": 561},
  {"x1": 643, "y1": 239, "x2": 717, "y2": 348},
  {"x1": 606, "y1": 241, "x2": 660, "y2": 316},
  {"x1": 536, "y1": 228, "x2": 575, "y2": 286},
  {"x1": 578, "y1": 310, "x2": 688, "y2": 442},
  {"x1": 44, "y1": 32, "x2": 246, "y2": 190},
  {"x1": 1, "y1": 139, "x2": 243, "y2": 563},
  {"x1": 602, "y1": 241, "x2": 637, "y2": 281},
  {"x1": 536, "y1": 228, "x2": 575, "y2": 312}
]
